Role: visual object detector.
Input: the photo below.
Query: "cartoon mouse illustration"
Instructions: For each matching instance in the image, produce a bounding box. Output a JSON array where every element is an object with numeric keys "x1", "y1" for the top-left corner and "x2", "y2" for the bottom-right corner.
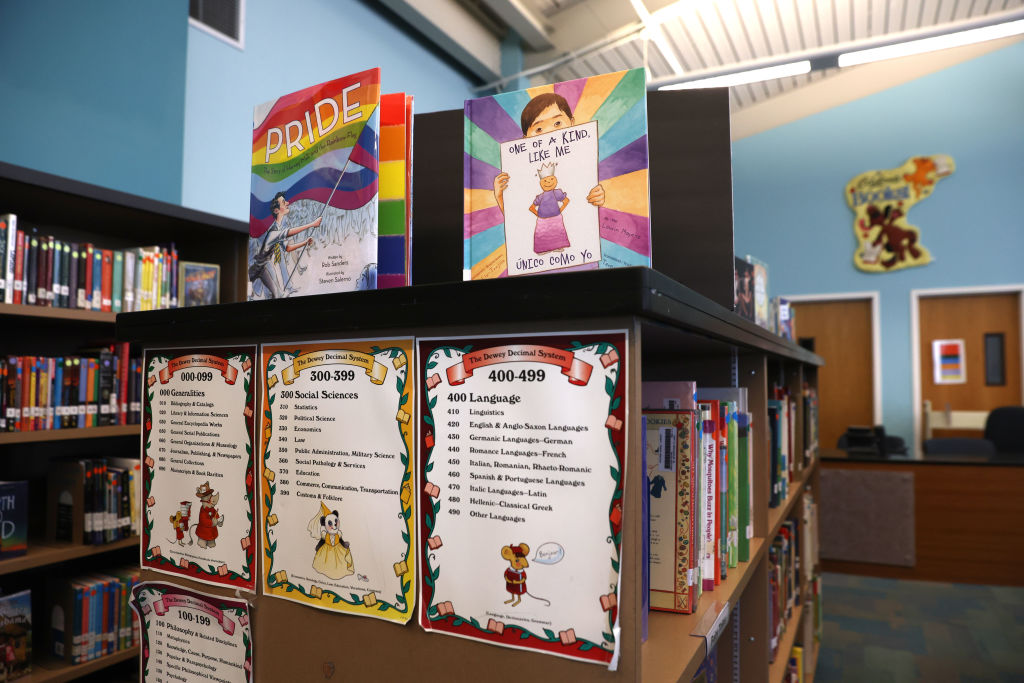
[{"x1": 501, "y1": 543, "x2": 551, "y2": 607}]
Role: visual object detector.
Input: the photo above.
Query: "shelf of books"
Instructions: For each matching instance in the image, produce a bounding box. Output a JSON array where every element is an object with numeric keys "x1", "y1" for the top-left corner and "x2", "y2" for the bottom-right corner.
[{"x1": 0, "y1": 160, "x2": 249, "y2": 682}]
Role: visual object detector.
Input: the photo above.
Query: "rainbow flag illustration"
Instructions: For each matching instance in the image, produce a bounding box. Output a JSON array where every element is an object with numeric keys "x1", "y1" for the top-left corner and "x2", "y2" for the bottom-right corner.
[
  {"x1": 249, "y1": 69, "x2": 381, "y2": 300},
  {"x1": 464, "y1": 68, "x2": 651, "y2": 280}
]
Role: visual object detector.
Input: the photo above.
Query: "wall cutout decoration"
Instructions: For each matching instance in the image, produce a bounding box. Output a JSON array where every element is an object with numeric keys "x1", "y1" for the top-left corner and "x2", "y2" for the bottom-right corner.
[{"x1": 846, "y1": 155, "x2": 954, "y2": 272}]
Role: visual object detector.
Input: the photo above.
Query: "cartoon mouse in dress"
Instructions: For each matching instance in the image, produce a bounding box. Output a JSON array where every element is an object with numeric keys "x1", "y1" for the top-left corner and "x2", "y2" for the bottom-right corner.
[{"x1": 501, "y1": 543, "x2": 550, "y2": 607}]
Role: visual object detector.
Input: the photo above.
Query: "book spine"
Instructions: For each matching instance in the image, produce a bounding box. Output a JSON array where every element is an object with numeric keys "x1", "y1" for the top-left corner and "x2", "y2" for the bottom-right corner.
[
  {"x1": 112, "y1": 250, "x2": 124, "y2": 313},
  {"x1": 0, "y1": 361, "x2": 6, "y2": 431},
  {"x1": 101, "y1": 249, "x2": 113, "y2": 312},
  {"x1": 99, "y1": 350, "x2": 114, "y2": 426},
  {"x1": 78, "y1": 244, "x2": 90, "y2": 309},
  {"x1": 0, "y1": 216, "x2": 6, "y2": 303},
  {"x1": 123, "y1": 250, "x2": 136, "y2": 312},
  {"x1": 77, "y1": 358, "x2": 87, "y2": 428},
  {"x1": 41, "y1": 235, "x2": 53, "y2": 306},
  {"x1": 2, "y1": 214, "x2": 15, "y2": 303},
  {"x1": 13, "y1": 230, "x2": 25, "y2": 305},
  {"x1": 51, "y1": 237, "x2": 61, "y2": 306},
  {"x1": 91, "y1": 248, "x2": 103, "y2": 311},
  {"x1": 61, "y1": 241, "x2": 71, "y2": 307},
  {"x1": 26, "y1": 236, "x2": 38, "y2": 305}
]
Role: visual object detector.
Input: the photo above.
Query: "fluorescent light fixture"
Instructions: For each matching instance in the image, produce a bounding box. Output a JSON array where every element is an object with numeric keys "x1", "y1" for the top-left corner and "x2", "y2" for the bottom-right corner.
[
  {"x1": 839, "y1": 18, "x2": 1024, "y2": 67},
  {"x1": 659, "y1": 60, "x2": 811, "y2": 90}
]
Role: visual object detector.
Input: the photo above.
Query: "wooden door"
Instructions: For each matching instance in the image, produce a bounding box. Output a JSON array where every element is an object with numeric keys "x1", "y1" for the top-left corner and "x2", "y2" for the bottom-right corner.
[
  {"x1": 919, "y1": 292, "x2": 1022, "y2": 436},
  {"x1": 792, "y1": 299, "x2": 875, "y2": 451}
]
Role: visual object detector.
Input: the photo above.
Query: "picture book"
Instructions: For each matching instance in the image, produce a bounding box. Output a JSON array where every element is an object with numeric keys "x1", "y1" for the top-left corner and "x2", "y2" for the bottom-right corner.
[
  {"x1": 644, "y1": 410, "x2": 698, "y2": 614},
  {"x1": 734, "y1": 257, "x2": 754, "y2": 322},
  {"x1": 0, "y1": 589, "x2": 31, "y2": 680},
  {"x1": 377, "y1": 93, "x2": 414, "y2": 288},
  {"x1": 746, "y1": 255, "x2": 770, "y2": 329},
  {"x1": 249, "y1": 69, "x2": 381, "y2": 299},
  {"x1": 464, "y1": 68, "x2": 650, "y2": 279},
  {"x1": 179, "y1": 261, "x2": 220, "y2": 307},
  {"x1": 0, "y1": 481, "x2": 28, "y2": 559}
]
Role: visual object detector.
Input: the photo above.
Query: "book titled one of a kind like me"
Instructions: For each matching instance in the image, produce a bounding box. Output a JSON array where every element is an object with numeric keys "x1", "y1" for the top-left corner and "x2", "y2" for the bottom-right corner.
[
  {"x1": 248, "y1": 69, "x2": 413, "y2": 299},
  {"x1": 464, "y1": 68, "x2": 651, "y2": 280}
]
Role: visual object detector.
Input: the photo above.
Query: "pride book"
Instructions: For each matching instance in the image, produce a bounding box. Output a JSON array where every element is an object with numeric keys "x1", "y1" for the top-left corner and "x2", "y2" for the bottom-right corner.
[
  {"x1": 249, "y1": 69, "x2": 383, "y2": 299},
  {"x1": 463, "y1": 68, "x2": 651, "y2": 279}
]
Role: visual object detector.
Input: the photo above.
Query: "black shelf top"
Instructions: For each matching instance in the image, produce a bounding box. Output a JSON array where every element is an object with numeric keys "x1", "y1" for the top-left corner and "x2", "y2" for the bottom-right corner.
[{"x1": 117, "y1": 267, "x2": 822, "y2": 366}]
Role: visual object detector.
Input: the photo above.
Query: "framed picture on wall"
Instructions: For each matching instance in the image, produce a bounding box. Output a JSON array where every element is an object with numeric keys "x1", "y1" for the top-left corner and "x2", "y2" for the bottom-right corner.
[
  {"x1": 179, "y1": 261, "x2": 220, "y2": 307},
  {"x1": 931, "y1": 338, "x2": 966, "y2": 384}
]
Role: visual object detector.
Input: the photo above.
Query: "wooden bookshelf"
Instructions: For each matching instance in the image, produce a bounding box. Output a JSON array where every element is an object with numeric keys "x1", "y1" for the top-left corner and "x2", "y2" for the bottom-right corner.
[
  {"x1": 769, "y1": 603, "x2": 804, "y2": 683},
  {"x1": 0, "y1": 425, "x2": 138, "y2": 446},
  {"x1": 0, "y1": 302, "x2": 118, "y2": 324},
  {"x1": 24, "y1": 646, "x2": 138, "y2": 683},
  {"x1": 0, "y1": 537, "x2": 138, "y2": 576},
  {"x1": 805, "y1": 639, "x2": 820, "y2": 683}
]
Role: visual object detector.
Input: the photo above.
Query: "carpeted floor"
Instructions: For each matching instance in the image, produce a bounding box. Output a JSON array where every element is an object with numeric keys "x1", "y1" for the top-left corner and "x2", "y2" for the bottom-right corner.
[{"x1": 815, "y1": 572, "x2": 1024, "y2": 683}]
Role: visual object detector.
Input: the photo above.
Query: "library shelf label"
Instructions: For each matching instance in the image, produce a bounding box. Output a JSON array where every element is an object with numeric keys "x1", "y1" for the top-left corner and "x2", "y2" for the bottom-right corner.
[
  {"x1": 691, "y1": 598, "x2": 730, "y2": 658},
  {"x1": 417, "y1": 332, "x2": 627, "y2": 667},
  {"x1": 259, "y1": 339, "x2": 415, "y2": 623},
  {"x1": 131, "y1": 581, "x2": 252, "y2": 683},
  {"x1": 142, "y1": 346, "x2": 258, "y2": 591}
]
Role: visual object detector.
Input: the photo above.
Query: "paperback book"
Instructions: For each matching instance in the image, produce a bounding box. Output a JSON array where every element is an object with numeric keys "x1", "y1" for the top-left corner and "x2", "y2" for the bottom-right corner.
[{"x1": 464, "y1": 68, "x2": 651, "y2": 279}]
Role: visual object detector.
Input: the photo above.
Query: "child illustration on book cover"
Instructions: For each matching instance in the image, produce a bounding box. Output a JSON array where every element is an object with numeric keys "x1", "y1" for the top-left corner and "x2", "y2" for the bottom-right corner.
[
  {"x1": 248, "y1": 192, "x2": 320, "y2": 299},
  {"x1": 465, "y1": 69, "x2": 650, "y2": 280},
  {"x1": 308, "y1": 501, "x2": 354, "y2": 580},
  {"x1": 493, "y1": 93, "x2": 603, "y2": 272}
]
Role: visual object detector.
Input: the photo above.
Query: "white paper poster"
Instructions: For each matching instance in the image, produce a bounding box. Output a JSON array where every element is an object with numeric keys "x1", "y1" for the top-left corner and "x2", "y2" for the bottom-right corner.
[
  {"x1": 260, "y1": 339, "x2": 416, "y2": 623},
  {"x1": 499, "y1": 121, "x2": 601, "y2": 275},
  {"x1": 131, "y1": 582, "x2": 252, "y2": 683},
  {"x1": 418, "y1": 332, "x2": 627, "y2": 667},
  {"x1": 142, "y1": 346, "x2": 257, "y2": 591}
]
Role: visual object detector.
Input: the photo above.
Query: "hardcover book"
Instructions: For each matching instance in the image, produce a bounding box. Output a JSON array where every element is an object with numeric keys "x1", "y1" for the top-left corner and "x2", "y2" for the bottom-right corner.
[
  {"x1": 645, "y1": 410, "x2": 698, "y2": 614},
  {"x1": 464, "y1": 68, "x2": 651, "y2": 279},
  {"x1": 0, "y1": 481, "x2": 28, "y2": 559},
  {"x1": 0, "y1": 589, "x2": 31, "y2": 679},
  {"x1": 249, "y1": 68, "x2": 382, "y2": 299},
  {"x1": 746, "y1": 255, "x2": 770, "y2": 329},
  {"x1": 377, "y1": 92, "x2": 414, "y2": 288}
]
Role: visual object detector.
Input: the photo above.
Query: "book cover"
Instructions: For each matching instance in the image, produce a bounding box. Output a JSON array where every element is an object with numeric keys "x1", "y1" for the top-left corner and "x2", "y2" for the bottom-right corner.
[
  {"x1": 178, "y1": 261, "x2": 220, "y2": 307},
  {"x1": 464, "y1": 68, "x2": 651, "y2": 279},
  {"x1": 734, "y1": 257, "x2": 755, "y2": 321},
  {"x1": 0, "y1": 589, "x2": 31, "y2": 679},
  {"x1": 376, "y1": 92, "x2": 413, "y2": 288},
  {"x1": 645, "y1": 410, "x2": 698, "y2": 614},
  {"x1": 249, "y1": 68, "x2": 381, "y2": 299},
  {"x1": 746, "y1": 255, "x2": 769, "y2": 329},
  {"x1": 0, "y1": 481, "x2": 28, "y2": 559}
]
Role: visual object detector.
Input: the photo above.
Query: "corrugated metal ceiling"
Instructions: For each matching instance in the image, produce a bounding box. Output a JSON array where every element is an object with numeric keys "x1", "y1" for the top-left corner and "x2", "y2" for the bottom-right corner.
[{"x1": 516, "y1": 0, "x2": 1022, "y2": 108}]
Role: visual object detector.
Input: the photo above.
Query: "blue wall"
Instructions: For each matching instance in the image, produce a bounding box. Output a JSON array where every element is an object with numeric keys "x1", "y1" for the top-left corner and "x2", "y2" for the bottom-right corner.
[
  {"x1": 182, "y1": 0, "x2": 478, "y2": 220},
  {"x1": 0, "y1": 0, "x2": 188, "y2": 204},
  {"x1": 733, "y1": 40, "x2": 1024, "y2": 445}
]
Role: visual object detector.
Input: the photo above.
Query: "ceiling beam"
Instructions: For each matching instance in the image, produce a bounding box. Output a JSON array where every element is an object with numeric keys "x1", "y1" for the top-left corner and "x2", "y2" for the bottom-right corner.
[
  {"x1": 378, "y1": 0, "x2": 502, "y2": 81},
  {"x1": 480, "y1": 0, "x2": 553, "y2": 51}
]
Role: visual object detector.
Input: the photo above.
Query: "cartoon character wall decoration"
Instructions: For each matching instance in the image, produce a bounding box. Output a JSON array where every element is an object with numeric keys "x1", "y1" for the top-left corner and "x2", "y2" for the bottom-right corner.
[
  {"x1": 194, "y1": 482, "x2": 224, "y2": 549},
  {"x1": 501, "y1": 543, "x2": 551, "y2": 608},
  {"x1": 308, "y1": 501, "x2": 354, "y2": 580},
  {"x1": 846, "y1": 155, "x2": 954, "y2": 272}
]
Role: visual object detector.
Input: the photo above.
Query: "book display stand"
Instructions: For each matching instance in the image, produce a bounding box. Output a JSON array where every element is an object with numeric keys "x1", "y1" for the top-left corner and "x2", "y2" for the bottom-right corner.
[{"x1": 112, "y1": 89, "x2": 824, "y2": 682}]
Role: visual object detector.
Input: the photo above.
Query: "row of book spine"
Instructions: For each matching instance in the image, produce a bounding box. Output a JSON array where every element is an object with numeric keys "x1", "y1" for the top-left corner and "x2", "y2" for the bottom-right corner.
[
  {"x1": 642, "y1": 383, "x2": 755, "y2": 619},
  {"x1": 48, "y1": 567, "x2": 140, "y2": 664},
  {"x1": 0, "y1": 213, "x2": 179, "y2": 312},
  {"x1": 768, "y1": 490, "x2": 818, "y2": 665},
  {"x1": 1, "y1": 345, "x2": 142, "y2": 432},
  {"x1": 768, "y1": 384, "x2": 818, "y2": 508},
  {"x1": 52, "y1": 457, "x2": 141, "y2": 545}
]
